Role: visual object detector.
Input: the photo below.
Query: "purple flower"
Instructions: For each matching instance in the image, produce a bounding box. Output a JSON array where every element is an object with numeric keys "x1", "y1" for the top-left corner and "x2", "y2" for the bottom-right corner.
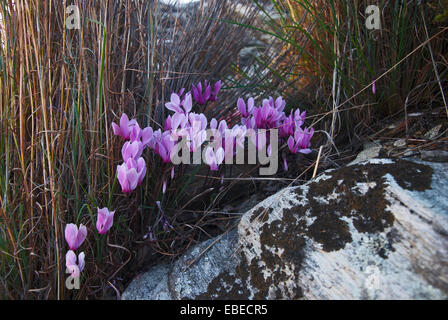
[
  {"x1": 279, "y1": 112, "x2": 295, "y2": 138},
  {"x1": 288, "y1": 127, "x2": 314, "y2": 154},
  {"x1": 210, "y1": 80, "x2": 222, "y2": 102},
  {"x1": 192, "y1": 81, "x2": 212, "y2": 105},
  {"x1": 165, "y1": 92, "x2": 192, "y2": 114},
  {"x1": 210, "y1": 118, "x2": 218, "y2": 130},
  {"x1": 96, "y1": 208, "x2": 115, "y2": 235},
  {"x1": 121, "y1": 140, "x2": 143, "y2": 162},
  {"x1": 252, "y1": 98, "x2": 285, "y2": 129},
  {"x1": 141, "y1": 127, "x2": 154, "y2": 147},
  {"x1": 65, "y1": 223, "x2": 87, "y2": 251},
  {"x1": 186, "y1": 113, "x2": 208, "y2": 152},
  {"x1": 280, "y1": 109, "x2": 306, "y2": 138},
  {"x1": 283, "y1": 155, "x2": 288, "y2": 171},
  {"x1": 129, "y1": 122, "x2": 142, "y2": 142},
  {"x1": 112, "y1": 114, "x2": 139, "y2": 140},
  {"x1": 117, "y1": 162, "x2": 139, "y2": 193},
  {"x1": 372, "y1": 80, "x2": 377, "y2": 95},
  {"x1": 151, "y1": 130, "x2": 176, "y2": 163},
  {"x1": 237, "y1": 97, "x2": 255, "y2": 118},
  {"x1": 294, "y1": 109, "x2": 306, "y2": 128},
  {"x1": 125, "y1": 157, "x2": 147, "y2": 185},
  {"x1": 242, "y1": 116, "x2": 256, "y2": 130},
  {"x1": 66, "y1": 250, "x2": 85, "y2": 278},
  {"x1": 169, "y1": 113, "x2": 189, "y2": 139},
  {"x1": 205, "y1": 147, "x2": 225, "y2": 171}
]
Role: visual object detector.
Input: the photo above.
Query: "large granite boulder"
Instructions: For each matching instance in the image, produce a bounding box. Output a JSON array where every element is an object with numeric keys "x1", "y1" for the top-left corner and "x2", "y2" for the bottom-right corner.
[{"x1": 122, "y1": 158, "x2": 448, "y2": 300}]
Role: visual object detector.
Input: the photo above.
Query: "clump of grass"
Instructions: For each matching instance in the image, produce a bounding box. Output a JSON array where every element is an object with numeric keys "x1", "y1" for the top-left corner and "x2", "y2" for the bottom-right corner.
[
  {"x1": 0, "y1": 0, "x2": 271, "y2": 299},
  {"x1": 251, "y1": 0, "x2": 448, "y2": 147}
]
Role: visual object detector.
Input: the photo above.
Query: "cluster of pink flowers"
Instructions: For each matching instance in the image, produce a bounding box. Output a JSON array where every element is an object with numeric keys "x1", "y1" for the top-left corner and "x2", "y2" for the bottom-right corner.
[
  {"x1": 113, "y1": 114, "x2": 151, "y2": 193},
  {"x1": 111, "y1": 80, "x2": 224, "y2": 196},
  {"x1": 112, "y1": 80, "x2": 314, "y2": 193},
  {"x1": 238, "y1": 96, "x2": 313, "y2": 155},
  {"x1": 64, "y1": 208, "x2": 115, "y2": 278}
]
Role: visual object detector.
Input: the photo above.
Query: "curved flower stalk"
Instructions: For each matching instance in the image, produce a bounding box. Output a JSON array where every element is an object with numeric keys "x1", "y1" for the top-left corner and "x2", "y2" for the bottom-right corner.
[
  {"x1": 65, "y1": 224, "x2": 87, "y2": 251},
  {"x1": 96, "y1": 208, "x2": 115, "y2": 235},
  {"x1": 66, "y1": 250, "x2": 85, "y2": 278}
]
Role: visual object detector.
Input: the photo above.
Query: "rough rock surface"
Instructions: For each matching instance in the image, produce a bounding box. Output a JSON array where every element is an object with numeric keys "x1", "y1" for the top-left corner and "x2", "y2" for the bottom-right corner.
[{"x1": 122, "y1": 158, "x2": 448, "y2": 300}]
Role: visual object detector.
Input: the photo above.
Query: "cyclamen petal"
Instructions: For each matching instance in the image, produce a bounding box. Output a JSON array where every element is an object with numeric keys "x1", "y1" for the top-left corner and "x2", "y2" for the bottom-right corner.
[
  {"x1": 165, "y1": 93, "x2": 183, "y2": 113},
  {"x1": 205, "y1": 147, "x2": 225, "y2": 171},
  {"x1": 210, "y1": 80, "x2": 222, "y2": 102},
  {"x1": 129, "y1": 122, "x2": 141, "y2": 142},
  {"x1": 78, "y1": 252, "x2": 85, "y2": 272},
  {"x1": 182, "y1": 93, "x2": 193, "y2": 113},
  {"x1": 111, "y1": 114, "x2": 140, "y2": 140},
  {"x1": 237, "y1": 98, "x2": 247, "y2": 117},
  {"x1": 141, "y1": 127, "x2": 154, "y2": 147},
  {"x1": 65, "y1": 223, "x2": 87, "y2": 251},
  {"x1": 96, "y1": 207, "x2": 115, "y2": 234},
  {"x1": 122, "y1": 141, "x2": 143, "y2": 162},
  {"x1": 117, "y1": 163, "x2": 139, "y2": 193},
  {"x1": 66, "y1": 250, "x2": 84, "y2": 278}
]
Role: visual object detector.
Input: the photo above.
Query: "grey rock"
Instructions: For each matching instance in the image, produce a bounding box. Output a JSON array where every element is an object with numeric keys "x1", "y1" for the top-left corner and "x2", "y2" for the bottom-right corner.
[
  {"x1": 349, "y1": 141, "x2": 382, "y2": 165},
  {"x1": 123, "y1": 158, "x2": 448, "y2": 300}
]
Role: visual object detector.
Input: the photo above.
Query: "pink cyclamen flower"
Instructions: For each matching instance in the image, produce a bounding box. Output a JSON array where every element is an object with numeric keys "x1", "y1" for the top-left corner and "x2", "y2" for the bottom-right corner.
[
  {"x1": 65, "y1": 223, "x2": 87, "y2": 251},
  {"x1": 129, "y1": 122, "x2": 141, "y2": 142},
  {"x1": 117, "y1": 162, "x2": 139, "y2": 193},
  {"x1": 210, "y1": 80, "x2": 222, "y2": 102},
  {"x1": 192, "y1": 81, "x2": 212, "y2": 105},
  {"x1": 152, "y1": 130, "x2": 176, "y2": 163},
  {"x1": 121, "y1": 140, "x2": 144, "y2": 162},
  {"x1": 96, "y1": 208, "x2": 115, "y2": 235},
  {"x1": 126, "y1": 157, "x2": 147, "y2": 185},
  {"x1": 112, "y1": 114, "x2": 139, "y2": 140},
  {"x1": 252, "y1": 99, "x2": 285, "y2": 129},
  {"x1": 283, "y1": 155, "x2": 288, "y2": 171},
  {"x1": 237, "y1": 97, "x2": 255, "y2": 118},
  {"x1": 168, "y1": 113, "x2": 189, "y2": 139},
  {"x1": 141, "y1": 127, "x2": 154, "y2": 147},
  {"x1": 66, "y1": 250, "x2": 85, "y2": 278},
  {"x1": 165, "y1": 92, "x2": 192, "y2": 115},
  {"x1": 205, "y1": 147, "x2": 225, "y2": 171},
  {"x1": 288, "y1": 127, "x2": 314, "y2": 154}
]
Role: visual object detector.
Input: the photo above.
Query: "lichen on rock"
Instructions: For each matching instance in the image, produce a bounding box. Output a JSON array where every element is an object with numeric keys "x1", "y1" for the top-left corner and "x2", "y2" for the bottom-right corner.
[{"x1": 122, "y1": 158, "x2": 448, "y2": 300}]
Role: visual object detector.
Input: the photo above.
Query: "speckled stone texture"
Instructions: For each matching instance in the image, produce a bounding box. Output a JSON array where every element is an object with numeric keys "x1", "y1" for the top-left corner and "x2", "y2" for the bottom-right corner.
[{"x1": 122, "y1": 158, "x2": 448, "y2": 300}]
